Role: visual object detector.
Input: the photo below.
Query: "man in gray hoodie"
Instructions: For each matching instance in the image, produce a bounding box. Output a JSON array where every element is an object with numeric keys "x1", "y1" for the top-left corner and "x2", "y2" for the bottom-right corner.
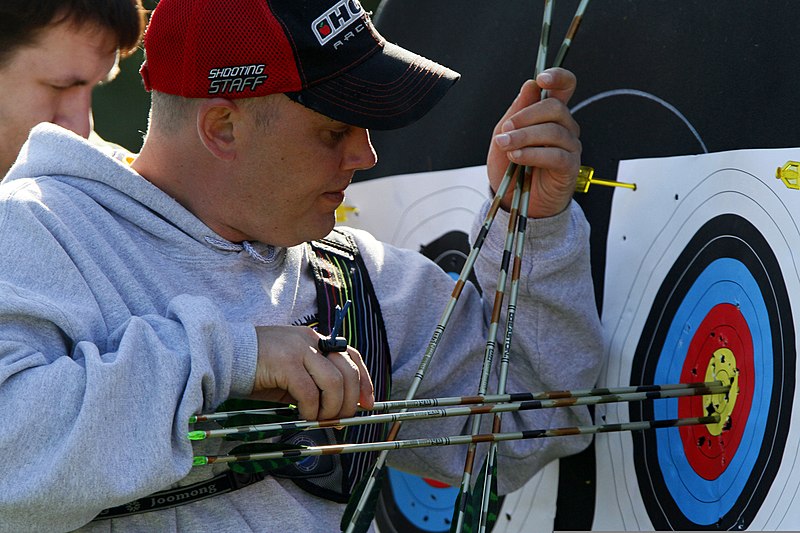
[{"x1": 0, "y1": 0, "x2": 602, "y2": 531}]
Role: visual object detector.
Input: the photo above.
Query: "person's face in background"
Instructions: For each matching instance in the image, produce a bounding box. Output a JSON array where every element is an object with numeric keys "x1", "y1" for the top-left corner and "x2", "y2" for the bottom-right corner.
[{"x1": 0, "y1": 19, "x2": 119, "y2": 175}]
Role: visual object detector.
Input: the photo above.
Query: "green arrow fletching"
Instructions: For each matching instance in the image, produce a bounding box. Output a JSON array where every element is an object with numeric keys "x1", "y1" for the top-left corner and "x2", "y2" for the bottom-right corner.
[{"x1": 340, "y1": 468, "x2": 386, "y2": 533}]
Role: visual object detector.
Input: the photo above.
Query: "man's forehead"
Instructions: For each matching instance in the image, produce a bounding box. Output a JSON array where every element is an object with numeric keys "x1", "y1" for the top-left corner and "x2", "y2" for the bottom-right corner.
[
  {"x1": 281, "y1": 95, "x2": 353, "y2": 128},
  {"x1": 23, "y1": 21, "x2": 121, "y2": 84}
]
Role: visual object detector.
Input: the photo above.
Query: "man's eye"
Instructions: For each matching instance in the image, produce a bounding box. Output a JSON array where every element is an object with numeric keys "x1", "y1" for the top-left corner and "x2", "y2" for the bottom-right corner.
[
  {"x1": 48, "y1": 82, "x2": 81, "y2": 91},
  {"x1": 328, "y1": 129, "x2": 348, "y2": 142}
]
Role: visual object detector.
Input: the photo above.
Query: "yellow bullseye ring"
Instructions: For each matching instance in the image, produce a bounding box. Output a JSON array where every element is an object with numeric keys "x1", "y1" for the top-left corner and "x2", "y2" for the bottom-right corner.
[{"x1": 703, "y1": 347, "x2": 739, "y2": 436}]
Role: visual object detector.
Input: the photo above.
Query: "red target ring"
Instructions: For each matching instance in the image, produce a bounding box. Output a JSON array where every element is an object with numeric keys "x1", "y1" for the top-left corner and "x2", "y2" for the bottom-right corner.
[{"x1": 677, "y1": 303, "x2": 755, "y2": 480}]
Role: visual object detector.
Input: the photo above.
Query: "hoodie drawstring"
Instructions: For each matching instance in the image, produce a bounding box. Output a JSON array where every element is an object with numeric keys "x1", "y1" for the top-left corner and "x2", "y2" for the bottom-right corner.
[{"x1": 203, "y1": 236, "x2": 278, "y2": 264}]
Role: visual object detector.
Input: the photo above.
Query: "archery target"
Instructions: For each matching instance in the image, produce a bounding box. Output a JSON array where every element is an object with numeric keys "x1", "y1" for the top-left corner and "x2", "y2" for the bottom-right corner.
[{"x1": 594, "y1": 149, "x2": 800, "y2": 531}]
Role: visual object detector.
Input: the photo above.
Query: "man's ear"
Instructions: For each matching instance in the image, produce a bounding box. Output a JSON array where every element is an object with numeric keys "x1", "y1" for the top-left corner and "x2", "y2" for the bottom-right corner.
[{"x1": 197, "y1": 98, "x2": 239, "y2": 161}]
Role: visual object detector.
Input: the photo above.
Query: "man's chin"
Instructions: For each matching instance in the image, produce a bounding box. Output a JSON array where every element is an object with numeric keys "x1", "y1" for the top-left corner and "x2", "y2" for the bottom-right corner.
[
  {"x1": 314, "y1": 219, "x2": 337, "y2": 240},
  {"x1": 290, "y1": 218, "x2": 336, "y2": 247}
]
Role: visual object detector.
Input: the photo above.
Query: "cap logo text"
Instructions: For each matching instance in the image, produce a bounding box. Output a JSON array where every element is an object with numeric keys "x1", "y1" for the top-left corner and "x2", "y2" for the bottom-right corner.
[
  {"x1": 208, "y1": 64, "x2": 267, "y2": 95},
  {"x1": 312, "y1": 0, "x2": 365, "y2": 46}
]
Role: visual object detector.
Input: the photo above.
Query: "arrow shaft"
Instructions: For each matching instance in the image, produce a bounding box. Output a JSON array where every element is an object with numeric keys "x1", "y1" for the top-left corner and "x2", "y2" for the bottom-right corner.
[
  {"x1": 189, "y1": 384, "x2": 729, "y2": 441},
  {"x1": 478, "y1": 170, "x2": 533, "y2": 532},
  {"x1": 189, "y1": 380, "x2": 725, "y2": 425},
  {"x1": 197, "y1": 415, "x2": 719, "y2": 466},
  {"x1": 453, "y1": 173, "x2": 524, "y2": 528}
]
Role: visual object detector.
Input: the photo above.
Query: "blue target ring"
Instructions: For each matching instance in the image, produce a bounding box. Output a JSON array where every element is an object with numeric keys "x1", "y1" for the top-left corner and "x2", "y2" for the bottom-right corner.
[
  {"x1": 374, "y1": 467, "x2": 459, "y2": 532},
  {"x1": 387, "y1": 469, "x2": 458, "y2": 531},
  {"x1": 652, "y1": 258, "x2": 770, "y2": 524},
  {"x1": 630, "y1": 214, "x2": 794, "y2": 530}
]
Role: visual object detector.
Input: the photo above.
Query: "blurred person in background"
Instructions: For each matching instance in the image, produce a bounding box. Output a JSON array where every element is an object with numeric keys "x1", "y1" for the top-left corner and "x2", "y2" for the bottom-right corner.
[{"x1": 0, "y1": 0, "x2": 146, "y2": 176}]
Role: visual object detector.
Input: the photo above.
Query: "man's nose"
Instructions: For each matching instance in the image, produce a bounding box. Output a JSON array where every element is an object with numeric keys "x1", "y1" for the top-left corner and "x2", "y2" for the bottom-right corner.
[
  {"x1": 344, "y1": 128, "x2": 377, "y2": 171},
  {"x1": 53, "y1": 88, "x2": 93, "y2": 138}
]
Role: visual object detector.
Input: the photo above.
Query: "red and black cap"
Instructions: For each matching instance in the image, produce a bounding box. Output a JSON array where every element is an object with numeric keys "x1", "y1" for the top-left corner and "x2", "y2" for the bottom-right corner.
[{"x1": 140, "y1": 0, "x2": 460, "y2": 130}]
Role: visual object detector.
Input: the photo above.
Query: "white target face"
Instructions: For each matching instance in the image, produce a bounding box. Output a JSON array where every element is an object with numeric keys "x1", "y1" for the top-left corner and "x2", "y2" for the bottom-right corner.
[
  {"x1": 339, "y1": 166, "x2": 490, "y2": 252},
  {"x1": 595, "y1": 148, "x2": 800, "y2": 530}
]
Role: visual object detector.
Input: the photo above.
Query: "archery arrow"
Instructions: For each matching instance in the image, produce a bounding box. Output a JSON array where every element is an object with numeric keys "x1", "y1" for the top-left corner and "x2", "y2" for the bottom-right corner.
[
  {"x1": 192, "y1": 441, "x2": 307, "y2": 474},
  {"x1": 553, "y1": 0, "x2": 591, "y2": 67},
  {"x1": 476, "y1": 162, "x2": 534, "y2": 533},
  {"x1": 189, "y1": 402, "x2": 298, "y2": 424},
  {"x1": 190, "y1": 380, "x2": 726, "y2": 424},
  {"x1": 195, "y1": 415, "x2": 720, "y2": 468},
  {"x1": 187, "y1": 383, "x2": 730, "y2": 442}
]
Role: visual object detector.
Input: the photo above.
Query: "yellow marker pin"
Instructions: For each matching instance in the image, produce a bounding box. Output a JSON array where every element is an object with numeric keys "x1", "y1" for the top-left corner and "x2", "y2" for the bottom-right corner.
[
  {"x1": 776, "y1": 161, "x2": 800, "y2": 190},
  {"x1": 335, "y1": 202, "x2": 359, "y2": 223},
  {"x1": 575, "y1": 165, "x2": 636, "y2": 193}
]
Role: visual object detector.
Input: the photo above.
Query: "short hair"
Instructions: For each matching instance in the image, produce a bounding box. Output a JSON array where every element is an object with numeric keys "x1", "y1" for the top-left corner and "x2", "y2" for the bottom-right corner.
[
  {"x1": 148, "y1": 91, "x2": 198, "y2": 136},
  {"x1": 0, "y1": 0, "x2": 146, "y2": 68},
  {"x1": 148, "y1": 91, "x2": 281, "y2": 137}
]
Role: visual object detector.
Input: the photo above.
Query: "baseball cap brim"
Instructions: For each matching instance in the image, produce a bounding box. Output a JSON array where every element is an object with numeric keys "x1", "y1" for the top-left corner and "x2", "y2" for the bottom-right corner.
[{"x1": 286, "y1": 41, "x2": 460, "y2": 130}]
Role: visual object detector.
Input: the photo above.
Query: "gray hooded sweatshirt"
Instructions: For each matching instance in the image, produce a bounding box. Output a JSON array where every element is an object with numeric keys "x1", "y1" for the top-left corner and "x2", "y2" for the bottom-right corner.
[{"x1": 0, "y1": 124, "x2": 603, "y2": 532}]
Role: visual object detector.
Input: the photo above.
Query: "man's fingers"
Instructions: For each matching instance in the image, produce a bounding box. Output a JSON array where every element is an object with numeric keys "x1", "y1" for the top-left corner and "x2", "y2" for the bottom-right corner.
[
  {"x1": 493, "y1": 79, "x2": 540, "y2": 136},
  {"x1": 493, "y1": 67, "x2": 575, "y2": 136},
  {"x1": 283, "y1": 368, "x2": 321, "y2": 421},
  {"x1": 499, "y1": 98, "x2": 580, "y2": 142},
  {"x1": 303, "y1": 351, "x2": 346, "y2": 420},
  {"x1": 499, "y1": 119, "x2": 581, "y2": 158},
  {"x1": 322, "y1": 347, "x2": 374, "y2": 417},
  {"x1": 535, "y1": 67, "x2": 577, "y2": 104},
  {"x1": 345, "y1": 346, "x2": 374, "y2": 411},
  {"x1": 306, "y1": 345, "x2": 372, "y2": 419},
  {"x1": 253, "y1": 325, "x2": 374, "y2": 421}
]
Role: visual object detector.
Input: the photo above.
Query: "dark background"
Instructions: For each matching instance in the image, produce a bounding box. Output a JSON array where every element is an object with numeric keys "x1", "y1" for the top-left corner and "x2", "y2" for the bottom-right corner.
[{"x1": 363, "y1": 0, "x2": 800, "y2": 315}]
